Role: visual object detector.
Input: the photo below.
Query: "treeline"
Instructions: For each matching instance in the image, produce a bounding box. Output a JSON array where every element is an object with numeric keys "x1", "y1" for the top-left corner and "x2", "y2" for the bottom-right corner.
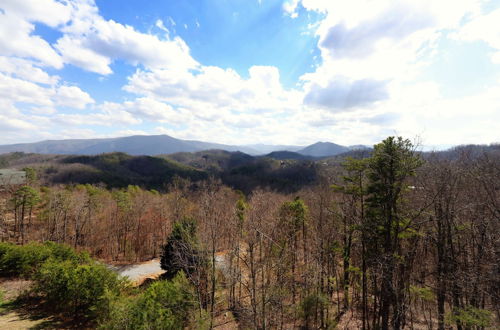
[{"x1": 0, "y1": 136, "x2": 498, "y2": 328}]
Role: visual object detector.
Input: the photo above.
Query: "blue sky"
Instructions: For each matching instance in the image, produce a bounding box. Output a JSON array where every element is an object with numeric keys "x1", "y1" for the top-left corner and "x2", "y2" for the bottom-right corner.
[{"x1": 0, "y1": 0, "x2": 499, "y2": 149}]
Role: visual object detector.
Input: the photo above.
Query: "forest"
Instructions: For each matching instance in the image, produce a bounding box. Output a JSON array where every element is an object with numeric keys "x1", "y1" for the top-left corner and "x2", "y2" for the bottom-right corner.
[{"x1": 0, "y1": 136, "x2": 498, "y2": 329}]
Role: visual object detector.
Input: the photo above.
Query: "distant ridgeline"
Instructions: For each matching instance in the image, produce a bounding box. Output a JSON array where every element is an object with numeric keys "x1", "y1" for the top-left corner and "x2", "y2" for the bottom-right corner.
[
  {"x1": 0, "y1": 134, "x2": 369, "y2": 157},
  {"x1": 0, "y1": 143, "x2": 498, "y2": 194}
]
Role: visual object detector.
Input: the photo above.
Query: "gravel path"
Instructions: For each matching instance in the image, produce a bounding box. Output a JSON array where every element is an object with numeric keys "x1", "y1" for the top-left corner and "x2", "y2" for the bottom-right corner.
[{"x1": 108, "y1": 258, "x2": 165, "y2": 284}]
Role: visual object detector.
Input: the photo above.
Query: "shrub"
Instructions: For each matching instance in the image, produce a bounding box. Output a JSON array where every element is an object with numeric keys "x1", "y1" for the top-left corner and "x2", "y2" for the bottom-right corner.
[
  {"x1": 298, "y1": 293, "x2": 329, "y2": 329},
  {"x1": 100, "y1": 272, "x2": 198, "y2": 330},
  {"x1": 446, "y1": 305, "x2": 494, "y2": 328},
  {"x1": 34, "y1": 259, "x2": 128, "y2": 319},
  {"x1": 0, "y1": 242, "x2": 87, "y2": 278}
]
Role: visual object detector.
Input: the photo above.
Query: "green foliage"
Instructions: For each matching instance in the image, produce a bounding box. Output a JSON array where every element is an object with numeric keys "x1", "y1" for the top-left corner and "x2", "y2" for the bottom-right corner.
[
  {"x1": 409, "y1": 285, "x2": 434, "y2": 302},
  {"x1": 99, "y1": 272, "x2": 197, "y2": 330},
  {"x1": 23, "y1": 167, "x2": 37, "y2": 183},
  {"x1": 160, "y1": 217, "x2": 206, "y2": 279},
  {"x1": 0, "y1": 241, "x2": 87, "y2": 278},
  {"x1": 112, "y1": 189, "x2": 132, "y2": 212},
  {"x1": 11, "y1": 186, "x2": 40, "y2": 210},
  {"x1": 364, "y1": 136, "x2": 423, "y2": 247},
  {"x1": 280, "y1": 197, "x2": 308, "y2": 231},
  {"x1": 34, "y1": 259, "x2": 128, "y2": 319},
  {"x1": 446, "y1": 306, "x2": 494, "y2": 328},
  {"x1": 236, "y1": 193, "x2": 247, "y2": 225},
  {"x1": 334, "y1": 157, "x2": 369, "y2": 197},
  {"x1": 298, "y1": 293, "x2": 329, "y2": 328}
]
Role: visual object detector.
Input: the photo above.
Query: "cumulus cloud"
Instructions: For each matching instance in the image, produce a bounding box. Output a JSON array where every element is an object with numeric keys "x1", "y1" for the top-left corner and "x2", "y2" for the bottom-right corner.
[
  {"x1": 318, "y1": 3, "x2": 434, "y2": 60},
  {"x1": 457, "y1": 8, "x2": 500, "y2": 64},
  {"x1": 54, "y1": 1, "x2": 198, "y2": 74},
  {"x1": 0, "y1": 72, "x2": 93, "y2": 110},
  {"x1": 1, "y1": 0, "x2": 199, "y2": 75},
  {"x1": 0, "y1": 73, "x2": 53, "y2": 106},
  {"x1": 100, "y1": 97, "x2": 184, "y2": 123},
  {"x1": 283, "y1": 0, "x2": 300, "y2": 18},
  {"x1": 55, "y1": 85, "x2": 94, "y2": 109},
  {"x1": 0, "y1": 10, "x2": 64, "y2": 68},
  {"x1": 303, "y1": 77, "x2": 389, "y2": 111},
  {"x1": 55, "y1": 36, "x2": 112, "y2": 75},
  {"x1": 361, "y1": 112, "x2": 401, "y2": 125},
  {"x1": 0, "y1": 115, "x2": 37, "y2": 131},
  {"x1": 0, "y1": 0, "x2": 71, "y2": 27},
  {"x1": 123, "y1": 64, "x2": 297, "y2": 123},
  {"x1": 54, "y1": 110, "x2": 140, "y2": 127},
  {"x1": 0, "y1": 56, "x2": 59, "y2": 85},
  {"x1": 0, "y1": 0, "x2": 497, "y2": 148}
]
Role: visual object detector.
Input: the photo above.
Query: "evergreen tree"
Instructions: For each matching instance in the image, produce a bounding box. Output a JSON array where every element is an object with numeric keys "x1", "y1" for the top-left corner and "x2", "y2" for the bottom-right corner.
[
  {"x1": 160, "y1": 217, "x2": 203, "y2": 278},
  {"x1": 365, "y1": 136, "x2": 423, "y2": 329}
]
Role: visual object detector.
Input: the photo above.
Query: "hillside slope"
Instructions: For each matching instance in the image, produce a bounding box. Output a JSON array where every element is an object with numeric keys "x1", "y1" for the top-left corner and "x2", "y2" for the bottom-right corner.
[{"x1": 297, "y1": 142, "x2": 349, "y2": 157}]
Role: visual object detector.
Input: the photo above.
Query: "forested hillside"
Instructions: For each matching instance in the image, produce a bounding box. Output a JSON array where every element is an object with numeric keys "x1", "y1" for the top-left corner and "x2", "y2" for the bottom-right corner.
[{"x1": 0, "y1": 137, "x2": 498, "y2": 328}]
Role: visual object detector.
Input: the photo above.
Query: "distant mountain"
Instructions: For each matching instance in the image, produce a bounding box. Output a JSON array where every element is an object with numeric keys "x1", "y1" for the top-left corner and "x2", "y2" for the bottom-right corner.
[
  {"x1": 0, "y1": 135, "x2": 259, "y2": 156},
  {"x1": 263, "y1": 151, "x2": 313, "y2": 160},
  {"x1": 348, "y1": 144, "x2": 371, "y2": 150},
  {"x1": 243, "y1": 144, "x2": 304, "y2": 154},
  {"x1": 297, "y1": 142, "x2": 349, "y2": 158},
  {"x1": 0, "y1": 135, "x2": 364, "y2": 158}
]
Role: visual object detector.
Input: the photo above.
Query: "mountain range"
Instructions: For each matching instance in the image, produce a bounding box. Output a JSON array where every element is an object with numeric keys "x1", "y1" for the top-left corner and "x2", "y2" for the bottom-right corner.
[{"x1": 0, "y1": 135, "x2": 368, "y2": 158}]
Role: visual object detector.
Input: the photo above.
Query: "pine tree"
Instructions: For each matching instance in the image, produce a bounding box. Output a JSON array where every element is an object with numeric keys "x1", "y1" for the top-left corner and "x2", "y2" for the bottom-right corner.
[{"x1": 365, "y1": 136, "x2": 423, "y2": 329}]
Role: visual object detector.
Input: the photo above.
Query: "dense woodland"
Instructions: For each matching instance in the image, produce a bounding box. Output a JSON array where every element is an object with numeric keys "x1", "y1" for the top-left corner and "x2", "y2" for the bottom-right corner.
[{"x1": 0, "y1": 137, "x2": 498, "y2": 329}]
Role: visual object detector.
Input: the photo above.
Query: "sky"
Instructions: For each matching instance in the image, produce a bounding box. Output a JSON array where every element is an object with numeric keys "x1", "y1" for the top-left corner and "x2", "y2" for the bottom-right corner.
[{"x1": 0, "y1": 0, "x2": 499, "y2": 149}]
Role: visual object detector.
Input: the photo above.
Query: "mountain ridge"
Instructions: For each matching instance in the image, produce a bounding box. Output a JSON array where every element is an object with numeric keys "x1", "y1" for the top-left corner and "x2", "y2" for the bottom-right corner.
[{"x1": 0, "y1": 135, "x2": 364, "y2": 158}]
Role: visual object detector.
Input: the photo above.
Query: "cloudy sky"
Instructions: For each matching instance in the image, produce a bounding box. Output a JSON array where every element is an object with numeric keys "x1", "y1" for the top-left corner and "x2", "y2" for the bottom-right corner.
[{"x1": 0, "y1": 0, "x2": 499, "y2": 149}]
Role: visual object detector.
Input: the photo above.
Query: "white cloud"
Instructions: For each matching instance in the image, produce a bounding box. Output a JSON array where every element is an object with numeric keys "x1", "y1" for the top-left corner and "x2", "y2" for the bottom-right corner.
[
  {"x1": 0, "y1": 72, "x2": 53, "y2": 106},
  {"x1": 457, "y1": 7, "x2": 500, "y2": 64},
  {"x1": 0, "y1": 0, "x2": 71, "y2": 27},
  {"x1": 0, "y1": 56, "x2": 59, "y2": 85},
  {"x1": 296, "y1": 0, "x2": 483, "y2": 106},
  {"x1": 29, "y1": 106, "x2": 57, "y2": 115},
  {"x1": 108, "y1": 129, "x2": 149, "y2": 137},
  {"x1": 55, "y1": 85, "x2": 94, "y2": 109},
  {"x1": 55, "y1": 36, "x2": 112, "y2": 75},
  {"x1": 155, "y1": 19, "x2": 169, "y2": 34},
  {"x1": 54, "y1": 110, "x2": 141, "y2": 127},
  {"x1": 0, "y1": 115, "x2": 37, "y2": 131},
  {"x1": 0, "y1": 0, "x2": 497, "y2": 148},
  {"x1": 0, "y1": 72, "x2": 93, "y2": 110},
  {"x1": 55, "y1": 2, "x2": 198, "y2": 74},
  {"x1": 100, "y1": 97, "x2": 184, "y2": 123},
  {"x1": 124, "y1": 65, "x2": 299, "y2": 118},
  {"x1": 283, "y1": 0, "x2": 300, "y2": 18},
  {"x1": 0, "y1": 10, "x2": 64, "y2": 68},
  {"x1": 317, "y1": 4, "x2": 434, "y2": 60},
  {"x1": 303, "y1": 77, "x2": 389, "y2": 111}
]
